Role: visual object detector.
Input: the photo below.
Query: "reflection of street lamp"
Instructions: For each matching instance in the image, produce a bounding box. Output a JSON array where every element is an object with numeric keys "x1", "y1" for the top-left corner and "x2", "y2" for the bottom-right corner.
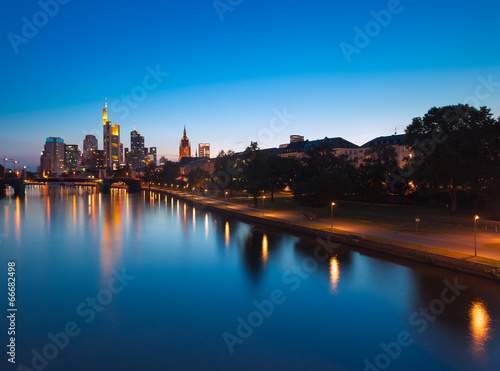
[
  {"x1": 474, "y1": 215, "x2": 479, "y2": 257},
  {"x1": 331, "y1": 202, "x2": 335, "y2": 229}
]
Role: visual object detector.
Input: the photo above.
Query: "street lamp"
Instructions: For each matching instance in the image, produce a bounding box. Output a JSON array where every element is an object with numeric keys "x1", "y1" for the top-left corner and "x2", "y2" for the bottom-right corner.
[
  {"x1": 474, "y1": 215, "x2": 479, "y2": 257},
  {"x1": 263, "y1": 196, "x2": 266, "y2": 209},
  {"x1": 331, "y1": 202, "x2": 335, "y2": 229}
]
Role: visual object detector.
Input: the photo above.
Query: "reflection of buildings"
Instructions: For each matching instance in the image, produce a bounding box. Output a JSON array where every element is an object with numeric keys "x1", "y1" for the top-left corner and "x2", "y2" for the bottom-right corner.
[
  {"x1": 103, "y1": 100, "x2": 122, "y2": 170},
  {"x1": 100, "y1": 190, "x2": 125, "y2": 277},
  {"x1": 179, "y1": 126, "x2": 191, "y2": 161}
]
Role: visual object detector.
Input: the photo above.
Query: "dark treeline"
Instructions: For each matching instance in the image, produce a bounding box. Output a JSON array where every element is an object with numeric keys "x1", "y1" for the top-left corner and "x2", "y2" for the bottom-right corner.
[{"x1": 143, "y1": 104, "x2": 500, "y2": 218}]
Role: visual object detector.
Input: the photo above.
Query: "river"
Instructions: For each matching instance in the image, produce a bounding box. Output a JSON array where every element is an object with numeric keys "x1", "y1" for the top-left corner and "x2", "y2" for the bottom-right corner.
[{"x1": 1, "y1": 186, "x2": 499, "y2": 371}]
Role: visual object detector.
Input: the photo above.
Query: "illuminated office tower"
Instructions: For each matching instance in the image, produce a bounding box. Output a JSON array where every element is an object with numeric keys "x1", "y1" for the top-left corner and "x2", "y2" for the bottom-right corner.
[
  {"x1": 148, "y1": 147, "x2": 157, "y2": 165},
  {"x1": 102, "y1": 100, "x2": 121, "y2": 170},
  {"x1": 83, "y1": 135, "x2": 98, "y2": 159},
  {"x1": 130, "y1": 129, "x2": 146, "y2": 170},
  {"x1": 65, "y1": 144, "x2": 82, "y2": 172},
  {"x1": 40, "y1": 137, "x2": 65, "y2": 174}
]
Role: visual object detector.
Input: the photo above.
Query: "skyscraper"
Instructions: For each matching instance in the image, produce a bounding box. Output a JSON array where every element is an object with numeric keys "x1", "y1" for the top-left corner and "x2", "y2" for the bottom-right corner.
[
  {"x1": 198, "y1": 143, "x2": 210, "y2": 158},
  {"x1": 83, "y1": 135, "x2": 98, "y2": 159},
  {"x1": 102, "y1": 100, "x2": 121, "y2": 170},
  {"x1": 65, "y1": 145, "x2": 82, "y2": 172},
  {"x1": 130, "y1": 129, "x2": 146, "y2": 170},
  {"x1": 40, "y1": 137, "x2": 65, "y2": 174},
  {"x1": 179, "y1": 126, "x2": 191, "y2": 161},
  {"x1": 148, "y1": 147, "x2": 157, "y2": 165}
]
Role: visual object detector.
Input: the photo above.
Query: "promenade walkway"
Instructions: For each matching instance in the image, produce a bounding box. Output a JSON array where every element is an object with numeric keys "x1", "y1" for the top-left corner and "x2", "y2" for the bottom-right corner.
[{"x1": 154, "y1": 188, "x2": 500, "y2": 264}]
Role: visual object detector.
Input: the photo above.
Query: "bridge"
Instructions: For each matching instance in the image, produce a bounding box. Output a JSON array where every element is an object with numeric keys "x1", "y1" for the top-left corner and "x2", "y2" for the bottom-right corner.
[
  {"x1": 0, "y1": 178, "x2": 27, "y2": 196},
  {"x1": 1, "y1": 177, "x2": 142, "y2": 196}
]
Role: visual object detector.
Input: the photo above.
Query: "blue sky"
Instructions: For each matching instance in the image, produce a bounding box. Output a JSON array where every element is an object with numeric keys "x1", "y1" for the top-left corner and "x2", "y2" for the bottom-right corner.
[{"x1": 1, "y1": 0, "x2": 500, "y2": 169}]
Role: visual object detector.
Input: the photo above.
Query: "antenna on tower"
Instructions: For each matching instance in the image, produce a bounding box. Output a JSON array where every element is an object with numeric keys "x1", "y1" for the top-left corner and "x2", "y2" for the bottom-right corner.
[
  {"x1": 134, "y1": 120, "x2": 136, "y2": 130},
  {"x1": 105, "y1": 97, "x2": 107, "y2": 108},
  {"x1": 394, "y1": 127, "x2": 397, "y2": 135}
]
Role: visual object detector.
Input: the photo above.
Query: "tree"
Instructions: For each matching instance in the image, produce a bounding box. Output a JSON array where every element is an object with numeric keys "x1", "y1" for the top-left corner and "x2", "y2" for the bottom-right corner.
[
  {"x1": 141, "y1": 162, "x2": 157, "y2": 184},
  {"x1": 159, "y1": 161, "x2": 180, "y2": 186},
  {"x1": 211, "y1": 149, "x2": 241, "y2": 195},
  {"x1": 292, "y1": 142, "x2": 355, "y2": 212},
  {"x1": 187, "y1": 168, "x2": 210, "y2": 192},
  {"x1": 266, "y1": 155, "x2": 301, "y2": 202},
  {"x1": 240, "y1": 142, "x2": 269, "y2": 208},
  {"x1": 357, "y1": 143, "x2": 400, "y2": 200},
  {"x1": 404, "y1": 104, "x2": 500, "y2": 212}
]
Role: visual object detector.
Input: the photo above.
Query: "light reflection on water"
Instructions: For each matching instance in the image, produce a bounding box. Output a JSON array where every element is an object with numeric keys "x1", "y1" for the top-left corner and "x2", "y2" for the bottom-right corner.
[
  {"x1": 262, "y1": 234, "x2": 268, "y2": 265},
  {"x1": 329, "y1": 256, "x2": 340, "y2": 293},
  {"x1": 469, "y1": 300, "x2": 492, "y2": 359},
  {"x1": 1, "y1": 185, "x2": 500, "y2": 371}
]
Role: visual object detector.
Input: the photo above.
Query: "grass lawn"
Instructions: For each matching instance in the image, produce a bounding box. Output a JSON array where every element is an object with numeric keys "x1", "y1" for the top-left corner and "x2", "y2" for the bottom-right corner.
[{"x1": 214, "y1": 192, "x2": 499, "y2": 235}]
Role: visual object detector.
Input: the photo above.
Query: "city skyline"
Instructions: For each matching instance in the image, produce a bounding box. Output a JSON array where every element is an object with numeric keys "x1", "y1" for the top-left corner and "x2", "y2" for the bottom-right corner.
[{"x1": 1, "y1": 0, "x2": 500, "y2": 169}]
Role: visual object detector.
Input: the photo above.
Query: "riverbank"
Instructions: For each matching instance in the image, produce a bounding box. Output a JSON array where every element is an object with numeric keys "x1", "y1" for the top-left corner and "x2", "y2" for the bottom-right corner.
[{"x1": 145, "y1": 187, "x2": 500, "y2": 282}]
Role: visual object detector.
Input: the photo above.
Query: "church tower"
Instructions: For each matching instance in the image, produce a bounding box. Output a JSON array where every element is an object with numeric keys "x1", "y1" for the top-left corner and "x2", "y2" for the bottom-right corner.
[{"x1": 179, "y1": 126, "x2": 191, "y2": 161}]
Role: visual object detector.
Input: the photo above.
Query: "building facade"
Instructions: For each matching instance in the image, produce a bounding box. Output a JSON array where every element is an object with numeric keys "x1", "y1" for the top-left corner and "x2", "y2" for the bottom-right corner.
[
  {"x1": 83, "y1": 135, "x2": 98, "y2": 160},
  {"x1": 198, "y1": 143, "x2": 210, "y2": 158},
  {"x1": 40, "y1": 137, "x2": 65, "y2": 174},
  {"x1": 360, "y1": 134, "x2": 411, "y2": 168},
  {"x1": 64, "y1": 144, "x2": 82, "y2": 172},
  {"x1": 147, "y1": 147, "x2": 157, "y2": 165},
  {"x1": 102, "y1": 101, "x2": 121, "y2": 170},
  {"x1": 179, "y1": 126, "x2": 191, "y2": 161},
  {"x1": 130, "y1": 129, "x2": 146, "y2": 170}
]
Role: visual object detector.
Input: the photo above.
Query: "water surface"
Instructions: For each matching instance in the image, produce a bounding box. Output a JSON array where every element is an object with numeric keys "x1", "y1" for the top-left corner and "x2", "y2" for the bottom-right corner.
[{"x1": 1, "y1": 186, "x2": 499, "y2": 370}]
